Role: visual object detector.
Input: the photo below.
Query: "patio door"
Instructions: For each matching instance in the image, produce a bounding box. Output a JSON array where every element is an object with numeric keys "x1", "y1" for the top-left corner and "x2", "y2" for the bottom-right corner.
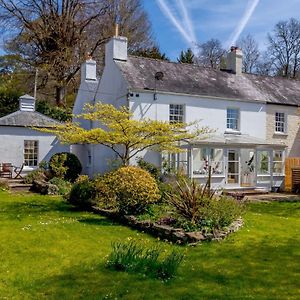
[{"x1": 227, "y1": 150, "x2": 240, "y2": 185}]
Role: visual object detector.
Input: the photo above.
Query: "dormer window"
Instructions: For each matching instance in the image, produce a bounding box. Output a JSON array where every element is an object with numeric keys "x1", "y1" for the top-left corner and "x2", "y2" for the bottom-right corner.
[
  {"x1": 275, "y1": 112, "x2": 286, "y2": 133},
  {"x1": 227, "y1": 108, "x2": 239, "y2": 131}
]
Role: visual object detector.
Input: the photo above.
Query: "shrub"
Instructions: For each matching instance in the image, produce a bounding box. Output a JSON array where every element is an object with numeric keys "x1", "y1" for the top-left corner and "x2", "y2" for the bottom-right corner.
[
  {"x1": 167, "y1": 178, "x2": 211, "y2": 225},
  {"x1": 75, "y1": 175, "x2": 89, "y2": 184},
  {"x1": 49, "y1": 177, "x2": 72, "y2": 196},
  {"x1": 94, "y1": 176, "x2": 118, "y2": 210},
  {"x1": 0, "y1": 179, "x2": 10, "y2": 191},
  {"x1": 49, "y1": 153, "x2": 68, "y2": 179},
  {"x1": 68, "y1": 179, "x2": 96, "y2": 209},
  {"x1": 49, "y1": 152, "x2": 82, "y2": 182},
  {"x1": 99, "y1": 166, "x2": 160, "y2": 215},
  {"x1": 23, "y1": 169, "x2": 47, "y2": 184},
  {"x1": 106, "y1": 240, "x2": 184, "y2": 280},
  {"x1": 136, "y1": 157, "x2": 161, "y2": 182},
  {"x1": 200, "y1": 197, "x2": 244, "y2": 230},
  {"x1": 167, "y1": 178, "x2": 243, "y2": 231}
]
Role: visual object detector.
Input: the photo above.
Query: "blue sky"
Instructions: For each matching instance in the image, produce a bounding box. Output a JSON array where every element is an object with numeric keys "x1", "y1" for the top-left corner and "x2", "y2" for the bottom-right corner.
[{"x1": 143, "y1": 0, "x2": 300, "y2": 60}]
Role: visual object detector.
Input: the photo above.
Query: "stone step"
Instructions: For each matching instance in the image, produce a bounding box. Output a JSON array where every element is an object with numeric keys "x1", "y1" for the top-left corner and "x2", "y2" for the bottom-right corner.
[{"x1": 9, "y1": 183, "x2": 31, "y2": 188}]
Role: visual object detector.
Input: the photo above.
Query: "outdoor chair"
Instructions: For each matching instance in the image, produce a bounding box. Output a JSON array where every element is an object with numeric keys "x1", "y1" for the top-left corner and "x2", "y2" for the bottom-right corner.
[
  {"x1": 0, "y1": 163, "x2": 13, "y2": 178},
  {"x1": 13, "y1": 163, "x2": 25, "y2": 179}
]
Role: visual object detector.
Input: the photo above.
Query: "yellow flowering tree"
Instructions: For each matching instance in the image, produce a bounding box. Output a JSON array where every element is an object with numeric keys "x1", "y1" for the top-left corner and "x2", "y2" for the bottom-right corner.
[{"x1": 37, "y1": 103, "x2": 209, "y2": 166}]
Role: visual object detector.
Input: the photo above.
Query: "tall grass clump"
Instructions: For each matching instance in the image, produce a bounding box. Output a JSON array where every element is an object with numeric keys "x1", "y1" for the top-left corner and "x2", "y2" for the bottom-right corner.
[{"x1": 106, "y1": 240, "x2": 184, "y2": 280}]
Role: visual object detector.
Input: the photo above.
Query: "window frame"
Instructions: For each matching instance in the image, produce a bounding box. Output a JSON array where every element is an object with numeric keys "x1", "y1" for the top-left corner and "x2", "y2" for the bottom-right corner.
[
  {"x1": 169, "y1": 104, "x2": 185, "y2": 123},
  {"x1": 226, "y1": 108, "x2": 240, "y2": 131},
  {"x1": 273, "y1": 150, "x2": 284, "y2": 175},
  {"x1": 275, "y1": 112, "x2": 286, "y2": 133},
  {"x1": 24, "y1": 140, "x2": 39, "y2": 167},
  {"x1": 192, "y1": 147, "x2": 224, "y2": 176}
]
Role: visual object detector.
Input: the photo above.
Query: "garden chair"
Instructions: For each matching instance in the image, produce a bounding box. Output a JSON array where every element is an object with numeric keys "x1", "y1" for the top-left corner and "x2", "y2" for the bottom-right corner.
[
  {"x1": 13, "y1": 163, "x2": 25, "y2": 179},
  {"x1": 0, "y1": 163, "x2": 13, "y2": 178}
]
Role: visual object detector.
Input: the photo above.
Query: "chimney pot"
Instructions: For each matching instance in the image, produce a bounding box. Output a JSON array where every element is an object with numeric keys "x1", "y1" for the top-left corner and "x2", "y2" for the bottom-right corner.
[{"x1": 114, "y1": 23, "x2": 119, "y2": 37}]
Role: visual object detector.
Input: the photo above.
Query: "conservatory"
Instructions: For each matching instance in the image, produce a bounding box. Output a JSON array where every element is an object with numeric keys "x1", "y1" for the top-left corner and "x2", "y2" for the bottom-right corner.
[{"x1": 168, "y1": 134, "x2": 286, "y2": 191}]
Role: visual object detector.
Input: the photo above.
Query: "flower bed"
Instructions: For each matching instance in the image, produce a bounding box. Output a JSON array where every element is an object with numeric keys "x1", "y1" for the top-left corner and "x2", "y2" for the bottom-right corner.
[{"x1": 91, "y1": 206, "x2": 243, "y2": 245}]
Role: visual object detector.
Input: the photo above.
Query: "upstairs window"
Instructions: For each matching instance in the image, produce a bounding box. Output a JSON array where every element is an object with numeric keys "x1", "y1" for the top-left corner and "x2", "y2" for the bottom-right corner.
[
  {"x1": 227, "y1": 108, "x2": 239, "y2": 130},
  {"x1": 169, "y1": 104, "x2": 184, "y2": 123},
  {"x1": 24, "y1": 140, "x2": 38, "y2": 167},
  {"x1": 275, "y1": 112, "x2": 285, "y2": 133}
]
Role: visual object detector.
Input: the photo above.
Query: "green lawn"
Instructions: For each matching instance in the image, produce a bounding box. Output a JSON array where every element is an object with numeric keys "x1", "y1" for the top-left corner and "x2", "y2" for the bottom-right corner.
[{"x1": 0, "y1": 192, "x2": 299, "y2": 300}]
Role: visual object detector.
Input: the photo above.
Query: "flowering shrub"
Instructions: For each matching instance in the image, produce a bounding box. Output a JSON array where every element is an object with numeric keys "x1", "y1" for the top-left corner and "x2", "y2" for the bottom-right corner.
[{"x1": 96, "y1": 166, "x2": 160, "y2": 215}]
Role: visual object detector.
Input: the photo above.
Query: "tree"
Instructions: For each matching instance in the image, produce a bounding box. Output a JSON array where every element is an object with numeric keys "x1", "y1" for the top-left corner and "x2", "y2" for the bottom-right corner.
[
  {"x1": 197, "y1": 39, "x2": 226, "y2": 69},
  {"x1": 0, "y1": 0, "x2": 154, "y2": 106},
  {"x1": 238, "y1": 34, "x2": 260, "y2": 73},
  {"x1": 36, "y1": 103, "x2": 208, "y2": 166},
  {"x1": 132, "y1": 46, "x2": 169, "y2": 61},
  {"x1": 177, "y1": 48, "x2": 194, "y2": 64},
  {"x1": 256, "y1": 52, "x2": 274, "y2": 76},
  {"x1": 267, "y1": 18, "x2": 300, "y2": 78}
]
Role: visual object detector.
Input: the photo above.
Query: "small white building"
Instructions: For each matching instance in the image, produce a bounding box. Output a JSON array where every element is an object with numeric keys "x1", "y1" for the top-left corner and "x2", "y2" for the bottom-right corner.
[
  {"x1": 73, "y1": 36, "x2": 300, "y2": 191},
  {"x1": 0, "y1": 94, "x2": 69, "y2": 177}
]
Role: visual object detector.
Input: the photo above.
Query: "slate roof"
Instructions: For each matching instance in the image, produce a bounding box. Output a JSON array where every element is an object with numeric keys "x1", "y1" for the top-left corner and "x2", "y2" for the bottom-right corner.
[
  {"x1": 0, "y1": 110, "x2": 61, "y2": 127},
  {"x1": 115, "y1": 56, "x2": 300, "y2": 106}
]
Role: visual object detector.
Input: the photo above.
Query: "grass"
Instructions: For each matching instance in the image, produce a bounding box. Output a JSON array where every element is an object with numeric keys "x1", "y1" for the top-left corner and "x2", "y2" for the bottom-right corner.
[{"x1": 0, "y1": 192, "x2": 299, "y2": 299}]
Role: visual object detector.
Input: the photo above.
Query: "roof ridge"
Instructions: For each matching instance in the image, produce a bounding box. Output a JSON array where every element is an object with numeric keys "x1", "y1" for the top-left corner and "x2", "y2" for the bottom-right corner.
[{"x1": 127, "y1": 54, "x2": 213, "y2": 70}]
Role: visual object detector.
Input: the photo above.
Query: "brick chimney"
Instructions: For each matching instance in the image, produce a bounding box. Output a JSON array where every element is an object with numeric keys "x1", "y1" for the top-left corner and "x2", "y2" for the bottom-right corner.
[
  {"x1": 19, "y1": 94, "x2": 35, "y2": 112},
  {"x1": 227, "y1": 46, "x2": 243, "y2": 75}
]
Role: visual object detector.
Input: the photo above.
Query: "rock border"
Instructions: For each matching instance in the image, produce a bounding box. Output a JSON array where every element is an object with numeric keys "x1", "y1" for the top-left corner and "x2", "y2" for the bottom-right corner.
[{"x1": 91, "y1": 206, "x2": 243, "y2": 245}]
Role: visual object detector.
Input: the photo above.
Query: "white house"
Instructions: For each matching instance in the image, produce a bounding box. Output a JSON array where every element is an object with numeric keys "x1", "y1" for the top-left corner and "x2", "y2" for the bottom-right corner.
[
  {"x1": 0, "y1": 94, "x2": 69, "y2": 177},
  {"x1": 73, "y1": 35, "x2": 300, "y2": 191}
]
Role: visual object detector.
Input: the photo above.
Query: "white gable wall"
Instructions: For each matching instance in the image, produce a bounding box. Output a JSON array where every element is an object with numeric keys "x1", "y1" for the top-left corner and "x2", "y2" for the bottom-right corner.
[
  {"x1": 72, "y1": 66, "x2": 99, "y2": 175},
  {"x1": 0, "y1": 127, "x2": 69, "y2": 174},
  {"x1": 90, "y1": 60, "x2": 129, "y2": 176}
]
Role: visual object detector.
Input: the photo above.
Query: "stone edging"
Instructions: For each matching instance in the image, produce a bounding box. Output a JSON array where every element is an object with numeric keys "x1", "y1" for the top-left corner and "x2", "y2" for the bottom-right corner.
[{"x1": 91, "y1": 206, "x2": 243, "y2": 245}]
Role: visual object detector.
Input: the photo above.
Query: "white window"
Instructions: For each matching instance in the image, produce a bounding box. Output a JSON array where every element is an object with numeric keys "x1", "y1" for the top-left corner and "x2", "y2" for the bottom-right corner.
[
  {"x1": 24, "y1": 140, "x2": 38, "y2": 167},
  {"x1": 169, "y1": 104, "x2": 184, "y2": 123},
  {"x1": 257, "y1": 151, "x2": 270, "y2": 175},
  {"x1": 193, "y1": 148, "x2": 224, "y2": 175},
  {"x1": 227, "y1": 108, "x2": 239, "y2": 130},
  {"x1": 273, "y1": 150, "x2": 284, "y2": 174},
  {"x1": 275, "y1": 112, "x2": 285, "y2": 133}
]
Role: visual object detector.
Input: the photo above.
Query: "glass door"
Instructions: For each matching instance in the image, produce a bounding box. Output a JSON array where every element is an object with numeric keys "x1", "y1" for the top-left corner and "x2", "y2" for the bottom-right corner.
[{"x1": 227, "y1": 150, "x2": 240, "y2": 185}]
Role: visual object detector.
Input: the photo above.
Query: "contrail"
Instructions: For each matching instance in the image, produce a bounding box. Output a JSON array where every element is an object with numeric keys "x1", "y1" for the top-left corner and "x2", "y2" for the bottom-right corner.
[
  {"x1": 156, "y1": 0, "x2": 198, "y2": 53},
  {"x1": 176, "y1": 0, "x2": 197, "y2": 44},
  {"x1": 226, "y1": 0, "x2": 260, "y2": 49}
]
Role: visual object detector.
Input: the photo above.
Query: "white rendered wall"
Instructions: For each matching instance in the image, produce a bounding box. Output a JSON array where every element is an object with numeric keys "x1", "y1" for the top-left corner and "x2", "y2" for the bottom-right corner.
[
  {"x1": 90, "y1": 59, "x2": 129, "y2": 176},
  {"x1": 266, "y1": 104, "x2": 300, "y2": 157},
  {"x1": 72, "y1": 61, "x2": 99, "y2": 175},
  {"x1": 0, "y1": 126, "x2": 69, "y2": 174},
  {"x1": 129, "y1": 91, "x2": 267, "y2": 166},
  {"x1": 129, "y1": 92, "x2": 266, "y2": 136}
]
